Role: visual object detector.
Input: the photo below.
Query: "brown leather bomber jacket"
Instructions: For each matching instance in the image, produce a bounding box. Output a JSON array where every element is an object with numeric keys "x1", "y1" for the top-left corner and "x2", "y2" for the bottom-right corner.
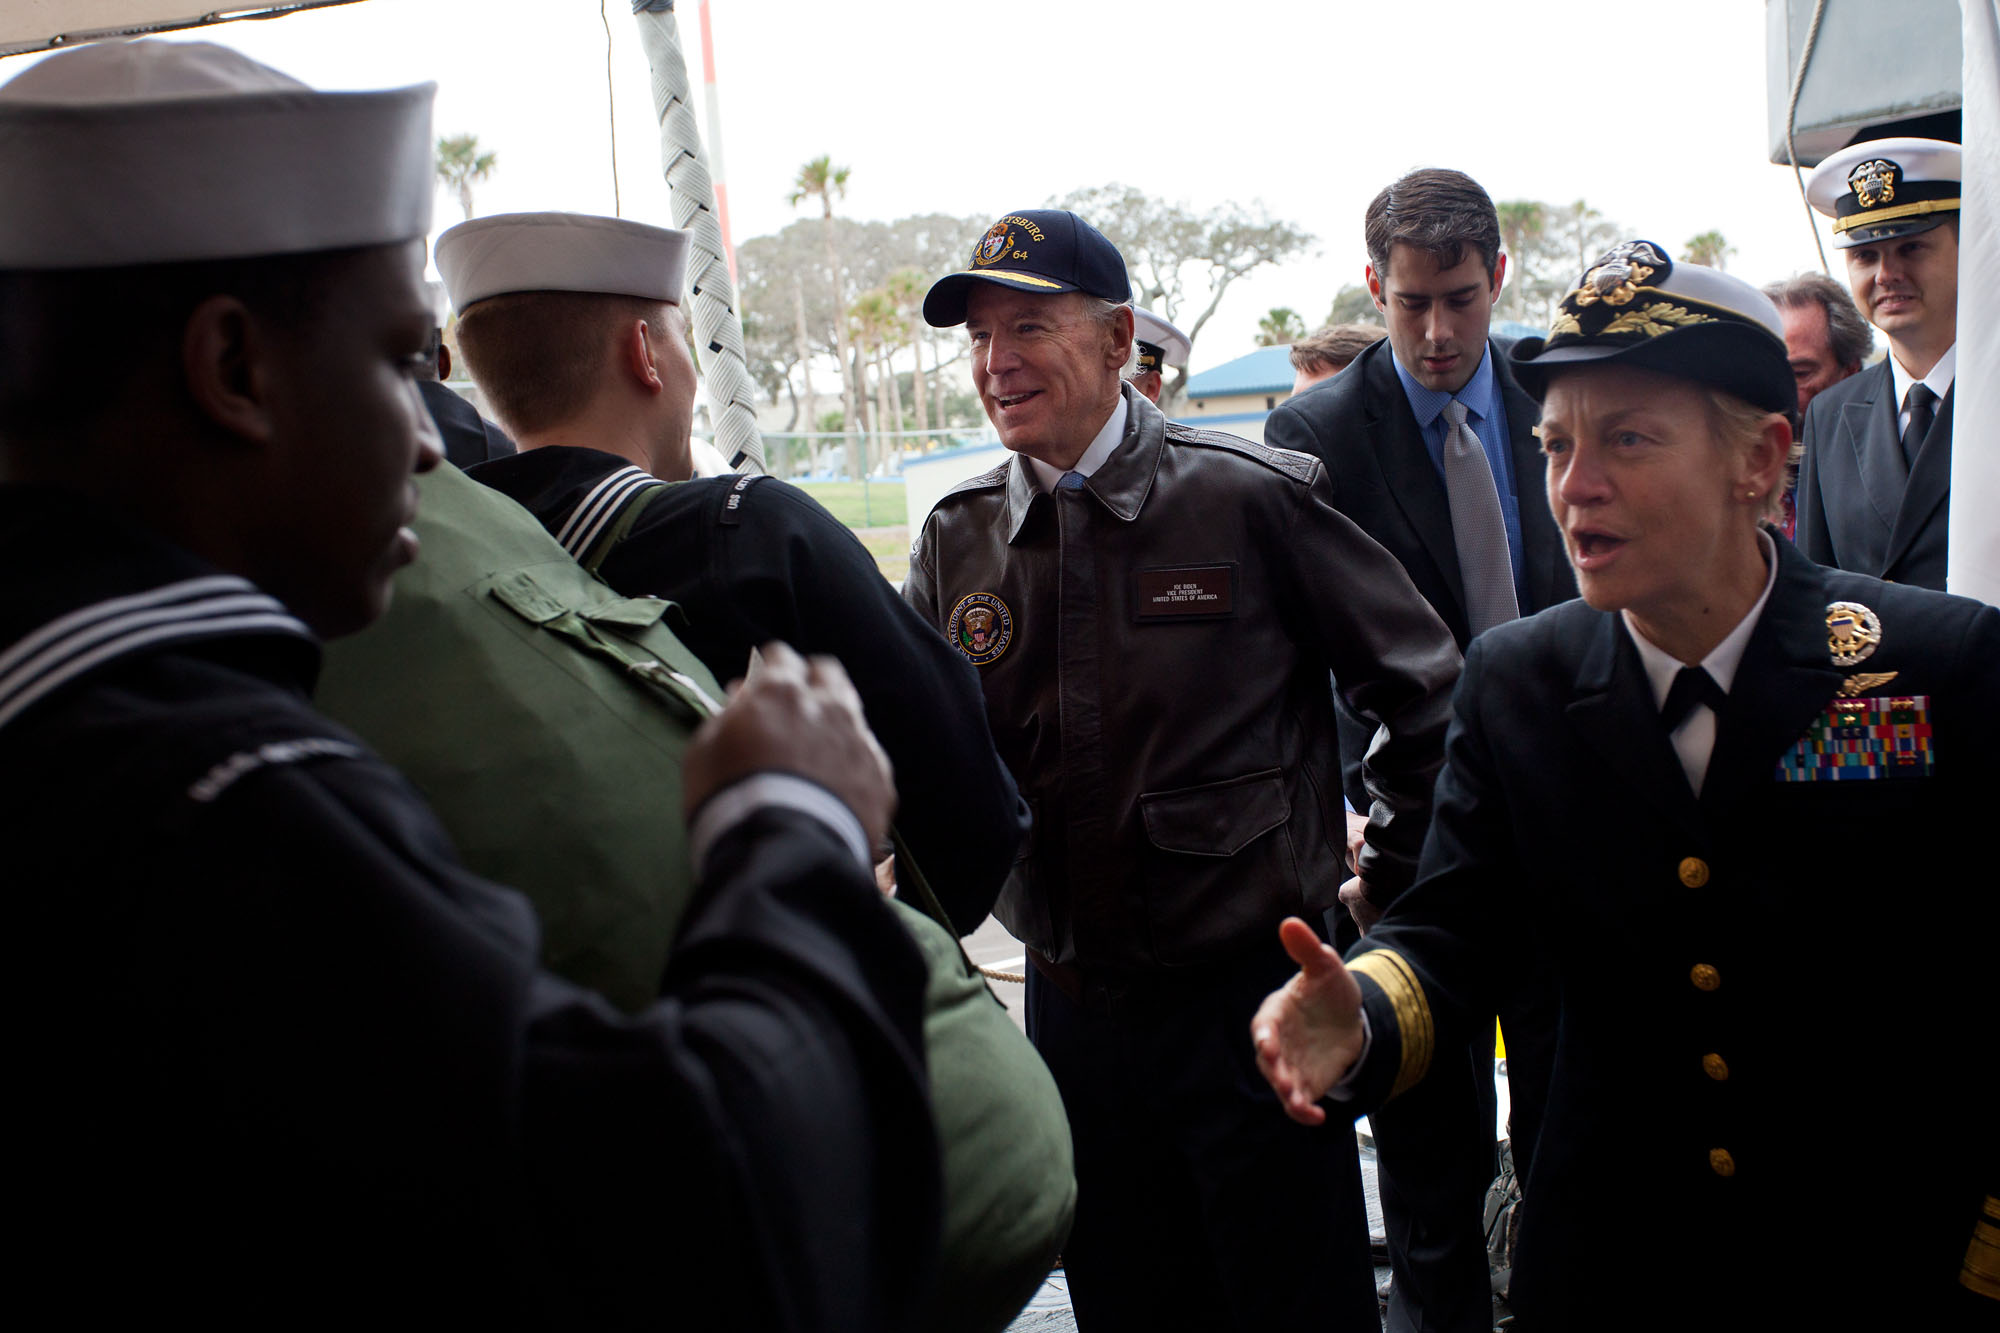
[{"x1": 905, "y1": 388, "x2": 1462, "y2": 974}]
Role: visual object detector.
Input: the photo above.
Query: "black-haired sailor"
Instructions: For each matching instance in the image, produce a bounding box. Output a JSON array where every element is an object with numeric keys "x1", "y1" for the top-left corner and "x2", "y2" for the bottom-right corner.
[
  {"x1": 1253, "y1": 240, "x2": 1999, "y2": 1330},
  {"x1": 0, "y1": 40, "x2": 939, "y2": 1328}
]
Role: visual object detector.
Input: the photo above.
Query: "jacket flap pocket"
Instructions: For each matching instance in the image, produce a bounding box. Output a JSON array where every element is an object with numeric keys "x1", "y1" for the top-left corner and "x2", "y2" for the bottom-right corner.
[{"x1": 1140, "y1": 769, "x2": 1289, "y2": 857}]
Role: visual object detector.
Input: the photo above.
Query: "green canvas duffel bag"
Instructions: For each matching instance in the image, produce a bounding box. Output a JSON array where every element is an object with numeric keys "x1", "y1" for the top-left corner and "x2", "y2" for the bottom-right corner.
[{"x1": 318, "y1": 461, "x2": 1072, "y2": 1331}]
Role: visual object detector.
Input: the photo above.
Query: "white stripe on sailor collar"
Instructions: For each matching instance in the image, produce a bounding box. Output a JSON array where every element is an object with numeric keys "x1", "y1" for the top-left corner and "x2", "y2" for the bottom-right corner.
[
  {"x1": 0, "y1": 576, "x2": 312, "y2": 732},
  {"x1": 553, "y1": 464, "x2": 656, "y2": 556}
]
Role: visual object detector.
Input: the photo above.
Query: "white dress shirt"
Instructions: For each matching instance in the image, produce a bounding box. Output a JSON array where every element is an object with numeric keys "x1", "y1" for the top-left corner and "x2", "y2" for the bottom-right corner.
[
  {"x1": 1622, "y1": 531, "x2": 1780, "y2": 796},
  {"x1": 1888, "y1": 342, "x2": 1956, "y2": 438},
  {"x1": 1027, "y1": 395, "x2": 1130, "y2": 492}
]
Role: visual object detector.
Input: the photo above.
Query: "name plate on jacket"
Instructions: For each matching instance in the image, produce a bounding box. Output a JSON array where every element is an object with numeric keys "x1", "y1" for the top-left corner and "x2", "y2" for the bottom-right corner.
[
  {"x1": 1133, "y1": 564, "x2": 1236, "y2": 621},
  {"x1": 1775, "y1": 694, "x2": 1932, "y2": 782}
]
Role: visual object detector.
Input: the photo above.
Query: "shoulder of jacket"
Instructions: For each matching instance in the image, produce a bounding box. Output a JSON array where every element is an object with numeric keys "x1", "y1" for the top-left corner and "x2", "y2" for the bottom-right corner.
[
  {"x1": 937, "y1": 459, "x2": 1012, "y2": 503},
  {"x1": 1165, "y1": 423, "x2": 1319, "y2": 484}
]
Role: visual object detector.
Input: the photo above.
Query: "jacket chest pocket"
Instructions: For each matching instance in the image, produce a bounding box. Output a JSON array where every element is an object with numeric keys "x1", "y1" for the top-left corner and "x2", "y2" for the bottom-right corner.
[{"x1": 1137, "y1": 769, "x2": 1301, "y2": 966}]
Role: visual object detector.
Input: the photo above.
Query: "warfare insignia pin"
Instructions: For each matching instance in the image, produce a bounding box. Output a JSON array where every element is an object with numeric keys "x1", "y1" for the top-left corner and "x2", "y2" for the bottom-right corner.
[
  {"x1": 949, "y1": 592, "x2": 1013, "y2": 666},
  {"x1": 1837, "y1": 670, "x2": 1898, "y2": 699},
  {"x1": 974, "y1": 221, "x2": 1013, "y2": 267},
  {"x1": 1847, "y1": 159, "x2": 1900, "y2": 209},
  {"x1": 1825, "y1": 601, "x2": 1883, "y2": 667}
]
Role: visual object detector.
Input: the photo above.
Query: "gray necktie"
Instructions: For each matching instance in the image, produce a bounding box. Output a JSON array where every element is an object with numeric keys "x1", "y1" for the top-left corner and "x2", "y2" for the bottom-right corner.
[{"x1": 1440, "y1": 399, "x2": 1519, "y2": 635}]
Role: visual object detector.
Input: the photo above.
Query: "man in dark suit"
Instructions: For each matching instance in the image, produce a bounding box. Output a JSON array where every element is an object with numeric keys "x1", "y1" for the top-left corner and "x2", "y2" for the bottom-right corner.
[
  {"x1": 1264, "y1": 167, "x2": 1573, "y2": 1333},
  {"x1": 1797, "y1": 137, "x2": 1960, "y2": 590},
  {"x1": 1254, "y1": 246, "x2": 1996, "y2": 1329}
]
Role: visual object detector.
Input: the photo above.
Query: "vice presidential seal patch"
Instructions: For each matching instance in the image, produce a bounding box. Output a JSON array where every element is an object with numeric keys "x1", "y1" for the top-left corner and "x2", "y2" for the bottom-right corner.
[{"x1": 949, "y1": 592, "x2": 1013, "y2": 666}]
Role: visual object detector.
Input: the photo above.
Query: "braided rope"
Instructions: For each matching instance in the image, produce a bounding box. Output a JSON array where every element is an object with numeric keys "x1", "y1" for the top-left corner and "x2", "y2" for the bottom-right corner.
[
  {"x1": 979, "y1": 966, "x2": 1027, "y2": 985},
  {"x1": 633, "y1": 7, "x2": 764, "y2": 472}
]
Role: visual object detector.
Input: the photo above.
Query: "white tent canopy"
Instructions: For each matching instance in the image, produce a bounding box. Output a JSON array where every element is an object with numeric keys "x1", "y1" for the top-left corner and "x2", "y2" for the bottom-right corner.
[{"x1": 0, "y1": 1, "x2": 361, "y2": 58}]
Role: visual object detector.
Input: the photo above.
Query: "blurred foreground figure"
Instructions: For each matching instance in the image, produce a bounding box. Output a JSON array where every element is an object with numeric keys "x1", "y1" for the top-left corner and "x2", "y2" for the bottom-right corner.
[
  {"x1": 0, "y1": 41, "x2": 938, "y2": 1329},
  {"x1": 1253, "y1": 242, "x2": 1998, "y2": 1330}
]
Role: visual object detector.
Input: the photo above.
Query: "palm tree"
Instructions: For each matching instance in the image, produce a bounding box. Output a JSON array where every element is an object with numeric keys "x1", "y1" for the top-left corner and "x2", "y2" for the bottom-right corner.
[
  {"x1": 885, "y1": 267, "x2": 931, "y2": 438},
  {"x1": 1681, "y1": 231, "x2": 1735, "y2": 270},
  {"x1": 1494, "y1": 200, "x2": 1548, "y2": 321},
  {"x1": 850, "y1": 289, "x2": 903, "y2": 474},
  {"x1": 1255, "y1": 307, "x2": 1306, "y2": 347},
  {"x1": 435, "y1": 133, "x2": 498, "y2": 222},
  {"x1": 789, "y1": 156, "x2": 861, "y2": 479}
]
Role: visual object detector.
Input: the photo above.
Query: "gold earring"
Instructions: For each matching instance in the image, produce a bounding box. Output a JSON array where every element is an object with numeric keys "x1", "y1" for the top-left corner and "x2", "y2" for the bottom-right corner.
[{"x1": 1745, "y1": 489, "x2": 1757, "y2": 499}]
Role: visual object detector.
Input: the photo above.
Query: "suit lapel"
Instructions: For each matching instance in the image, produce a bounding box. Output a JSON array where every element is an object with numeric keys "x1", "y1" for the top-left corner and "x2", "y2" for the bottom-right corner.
[
  {"x1": 1363, "y1": 347, "x2": 1467, "y2": 623},
  {"x1": 1497, "y1": 355, "x2": 1568, "y2": 613},
  {"x1": 1883, "y1": 383, "x2": 1953, "y2": 574},
  {"x1": 1565, "y1": 611, "x2": 1703, "y2": 842},
  {"x1": 1701, "y1": 545, "x2": 1845, "y2": 816},
  {"x1": 1840, "y1": 361, "x2": 1904, "y2": 545}
]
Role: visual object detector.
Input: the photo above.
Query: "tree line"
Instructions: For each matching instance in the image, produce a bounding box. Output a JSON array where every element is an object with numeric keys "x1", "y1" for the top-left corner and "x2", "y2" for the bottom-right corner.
[{"x1": 738, "y1": 162, "x2": 1314, "y2": 474}]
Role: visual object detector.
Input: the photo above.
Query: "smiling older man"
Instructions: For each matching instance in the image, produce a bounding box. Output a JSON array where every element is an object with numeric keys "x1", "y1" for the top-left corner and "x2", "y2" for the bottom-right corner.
[{"x1": 904, "y1": 208, "x2": 1461, "y2": 1330}]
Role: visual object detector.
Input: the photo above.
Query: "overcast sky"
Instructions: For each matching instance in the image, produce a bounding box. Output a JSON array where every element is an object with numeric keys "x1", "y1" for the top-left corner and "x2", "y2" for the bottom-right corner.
[{"x1": 6, "y1": 0, "x2": 1854, "y2": 368}]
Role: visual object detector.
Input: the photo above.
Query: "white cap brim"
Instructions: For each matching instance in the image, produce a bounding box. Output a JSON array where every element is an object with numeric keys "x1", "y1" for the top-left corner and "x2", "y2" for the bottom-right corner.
[
  {"x1": 0, "y1": 40, "x2": 433, "y2": 269},
  {"x1": 436, "y1": 212, "x2": 691, "y2": 313},
  {"x1": 1129, "y1": 305, "x2": 1191, "y2": 368}
]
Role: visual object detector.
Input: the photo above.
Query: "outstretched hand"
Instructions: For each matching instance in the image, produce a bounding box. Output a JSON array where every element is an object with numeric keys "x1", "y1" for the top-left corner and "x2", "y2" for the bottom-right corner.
[{"x1": 1251, "y1": 917, "x2": 1367, "y2": 1126}]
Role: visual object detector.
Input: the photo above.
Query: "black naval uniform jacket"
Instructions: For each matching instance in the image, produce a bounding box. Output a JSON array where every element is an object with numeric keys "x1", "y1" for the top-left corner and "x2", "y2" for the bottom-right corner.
[
  {"x1": 903, "y1": 389, "x2": 1461, "y2": 975},
  {"x1": 0, "y1": 485, "x2": 940, "y2": 1330},
  {"x1": 472, "y1": 446, "x2": 1026, "y2": 934},
  {"x1": 1796, "y1": 357, "x2": 1954, "y2": 590},
  {"x1": 1339, "y1": 538, "x2": 1997, "y2": 1329}
]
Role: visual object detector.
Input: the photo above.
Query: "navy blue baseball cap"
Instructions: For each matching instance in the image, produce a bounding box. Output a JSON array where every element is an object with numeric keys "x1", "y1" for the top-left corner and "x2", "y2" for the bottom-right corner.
[{"x1": 922, "y1": 209, "x2": 1131, "y2": 327}]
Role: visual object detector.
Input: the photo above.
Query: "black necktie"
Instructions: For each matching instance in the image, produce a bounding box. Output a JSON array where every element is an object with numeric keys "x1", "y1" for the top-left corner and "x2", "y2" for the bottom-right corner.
[
  {"x1": 1660, "y1": 666, "x2": 1728, "y2": 732},
  {"x1": 1902, "y1": 383, "x2": 1937, "y2": 468}
]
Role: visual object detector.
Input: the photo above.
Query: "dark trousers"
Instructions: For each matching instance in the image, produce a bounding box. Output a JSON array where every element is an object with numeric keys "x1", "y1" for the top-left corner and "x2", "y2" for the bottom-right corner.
[
  {"x1": 1371, "y1": 1033, "x2": 1499, "y2": 1333},
  {"x1": 1027, "y1": 944, "x2": 1379, "y2": 1333}
]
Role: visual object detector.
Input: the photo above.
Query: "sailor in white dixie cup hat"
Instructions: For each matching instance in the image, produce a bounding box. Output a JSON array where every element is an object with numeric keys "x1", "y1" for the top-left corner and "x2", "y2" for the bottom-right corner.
[
  {"x1": 0, "y1": 44, "x2": 943, "y2": 1329},
  {"x1": 1127, "y1": 305, "x2": 1190, "y2": 404},
  {"x1": 1796, "y1": 137, "x2": 1962, "y2": 589},
  {"x1": 435, "y1": 211, "x2": 699, "y2": 483}
]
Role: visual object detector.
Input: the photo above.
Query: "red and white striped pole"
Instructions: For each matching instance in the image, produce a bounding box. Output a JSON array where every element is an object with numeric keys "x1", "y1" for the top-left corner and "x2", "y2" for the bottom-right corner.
[{"x1": 697, "y1": 0, "x2": 737, "y2": 285}]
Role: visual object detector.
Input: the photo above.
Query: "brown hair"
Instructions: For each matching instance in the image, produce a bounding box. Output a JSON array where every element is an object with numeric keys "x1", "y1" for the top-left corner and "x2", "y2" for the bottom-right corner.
[
  {"x1": 1760, "y1": 271, "x2": 1873, "y2": 371},
  {"x1": 1363, "y1": 168, "x2": 1501, "y2": 282},
  {"x1": 1289, "y1": 323, "x2": 1385, "y2": 376},
  {"x1": 454, "y1": 290, "x2": 677, "y2": 434}
]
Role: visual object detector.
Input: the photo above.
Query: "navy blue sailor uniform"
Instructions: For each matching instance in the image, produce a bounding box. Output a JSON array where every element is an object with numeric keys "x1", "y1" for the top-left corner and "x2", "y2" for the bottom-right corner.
[
  {"x1": 0, "y1": 483, "x2": 941, "y2": 1330},
  {"x1": 1334, "y1": 537, "x2": 1998, "y2": 1329},
  {"x1": 903, "y1": 387, "x2": 1462, "y2": 1331},
  {"x1": 471, "y1": 445, "x2": 1026, "y2": 933}
]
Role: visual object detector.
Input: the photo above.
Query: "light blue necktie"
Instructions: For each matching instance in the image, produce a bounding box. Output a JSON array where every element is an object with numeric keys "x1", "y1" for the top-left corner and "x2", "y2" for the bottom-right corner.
[{"x1": 1057, "y1": 470, "x2": 1087, "y2": 490}]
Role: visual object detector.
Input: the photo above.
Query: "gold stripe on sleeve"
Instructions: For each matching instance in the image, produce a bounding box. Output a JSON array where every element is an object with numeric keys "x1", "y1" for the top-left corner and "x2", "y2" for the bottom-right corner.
[
  {"x1": 1962, "y1": 1199, "x2": 2000, "y2": 1300},
  {"x1": 1347, "y1": 948, "x2": 1434, "y2": 1099}
]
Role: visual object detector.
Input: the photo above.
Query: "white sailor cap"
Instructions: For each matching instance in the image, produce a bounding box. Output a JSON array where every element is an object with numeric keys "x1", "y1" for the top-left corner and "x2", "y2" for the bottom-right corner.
[
  {"x1": 1129, "y1": 306, "x2": 1190, "y2": 372},
  {"x1": 436, "y1": 212, "x2": 691, "y2": 313},
  {"x1": 1807, "y1": 137, "x2": 1960, "y2": 250},
  {"x1": 0, "y1": 40, "x2": 433, "y2": 270}
]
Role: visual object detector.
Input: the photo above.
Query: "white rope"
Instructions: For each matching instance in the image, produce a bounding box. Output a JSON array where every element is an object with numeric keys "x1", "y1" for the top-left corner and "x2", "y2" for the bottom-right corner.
[
  {"x1": 632, "y1": 3, "x2": 764, "y2": 472},
  {"x1": 1783, "y1": 0, "x2": 1833, "y2": 276}
]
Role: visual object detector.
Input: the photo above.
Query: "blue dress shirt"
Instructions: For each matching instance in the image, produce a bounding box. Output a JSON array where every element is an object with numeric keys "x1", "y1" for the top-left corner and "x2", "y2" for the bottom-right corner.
[{"x1": 1390, "y1": 343, "x2": 1526, "y2": 605}]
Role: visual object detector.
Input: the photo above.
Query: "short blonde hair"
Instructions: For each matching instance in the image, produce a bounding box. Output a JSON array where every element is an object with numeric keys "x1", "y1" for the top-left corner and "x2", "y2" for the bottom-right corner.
[
  {"x1": 1700, "y1": 386, "x2": 1794, "y2": 525},
  {"x1": 455, "y1": 290, "x2": 677, "y2": 435}
]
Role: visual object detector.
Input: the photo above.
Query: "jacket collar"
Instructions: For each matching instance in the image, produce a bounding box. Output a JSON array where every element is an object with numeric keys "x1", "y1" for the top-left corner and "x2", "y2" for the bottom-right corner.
[
  {"x1": 0, "y1": 485, "x2": 317, "y2": 734},
  {"x1": 467, "y1": 444, "x2": 655, "y2": 556},
  {"x1": 1564, "y1": 538, "x2": 1845, "y2": 832},
  {"x1": 1004, "y1": 383, "x2": 1164, "y2": 544}
]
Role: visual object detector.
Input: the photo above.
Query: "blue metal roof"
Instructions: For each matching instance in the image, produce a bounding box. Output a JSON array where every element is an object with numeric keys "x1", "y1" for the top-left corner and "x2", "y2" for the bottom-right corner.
[{"x1": 1183, "y1": 345, "x2": 1295, "y2": 398}]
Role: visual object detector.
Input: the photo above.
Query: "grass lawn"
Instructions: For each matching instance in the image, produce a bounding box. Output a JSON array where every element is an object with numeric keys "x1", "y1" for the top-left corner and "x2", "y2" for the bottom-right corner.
[{"x1": 793, "y1": 480, "x2": 909, "y2": 530}]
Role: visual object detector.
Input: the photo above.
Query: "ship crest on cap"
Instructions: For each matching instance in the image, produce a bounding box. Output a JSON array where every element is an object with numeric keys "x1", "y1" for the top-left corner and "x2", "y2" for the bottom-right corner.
[
  {"x1": 1847, "y1": 159, "x2": 1900, "y2": 209},
  {"x1": 975, "y1": 221, "x2": 1012, "y2": 267}
]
